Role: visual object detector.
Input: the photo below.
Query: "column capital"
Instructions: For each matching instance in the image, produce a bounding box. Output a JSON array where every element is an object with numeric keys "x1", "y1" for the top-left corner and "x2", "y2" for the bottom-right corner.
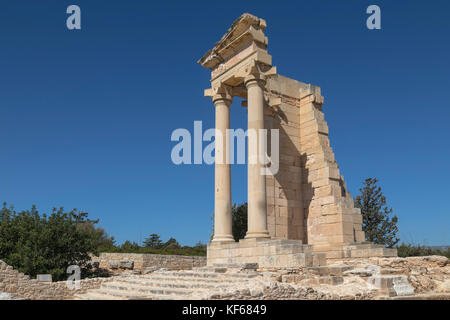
[
  {"x1": 244, "y1": 73, "x2": 266, "y2": 88},
  {"x1": 205, "y1": 83, "x2": 233, "y2": 105},
  {"x1": 212, "y1": 93, "x2": 232, "y2": 106}
]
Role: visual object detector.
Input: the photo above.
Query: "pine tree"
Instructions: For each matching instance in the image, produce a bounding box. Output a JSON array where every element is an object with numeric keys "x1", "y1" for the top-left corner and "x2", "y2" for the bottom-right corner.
[
  {"x1": 355, "y1": 178, "x2": 400, "y2": 248},
  {"x1": 162, "y1": 237, "x2": 181, "y2": 249},
  {"x1": 210, "y1": 203, "x2": 248, "y2": 242},
  {"x1": 232, "y1": 203, "x2": 248, "y2": 241},
  {"x1": 143, "y1": 233, "x2": 162, "y2": 248}
]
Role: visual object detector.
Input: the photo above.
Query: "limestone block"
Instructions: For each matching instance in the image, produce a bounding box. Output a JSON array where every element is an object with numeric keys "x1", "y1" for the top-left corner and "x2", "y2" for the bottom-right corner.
[
  {"x1": 279, "y1": 154, "x2": 296, "y2": 166},
  {"x1": 313, "y1": 253, "x2": 327, "y2": 267},
  {"x1": 353, "y1": 214, "x2": 363, "y2": 225},
  {"x1": 276, "y1": 198, "x2": 302, "y2": 208},
  {"x1": 342, "y1": 222, "x2": 355, "y2": 236},
  {"x1": 310, "y1": 178, "x2": 333, "y2": 189},
  {"x1": 299, "y1": 120, "x2": 329, "y2": 137},
  {"x1": 36, "y1": 274, "x2": 52, "y2": 282},
  {"x1": 120, "y1": 261, "x2": 134, "y2": 270},
  {"x1": 277, "y1": 102, "x2": 300, "y2": 116},
  {"x1": 299, "y1": 102, "x2": 316, "y2": 114},
  {"x1": 299, "y1": 135, "x2": 329, "y2": 153},
  {"x1": 280, "y1": 124, "x2": 300, "y2": 137},
  {"x1": 355, "y1": 231, "x2": 365, "y2": 242},
  {"x1": 319, "y1": 276, "x2": 344, "y2": 285},
  {"x1": 268, "y1": 75, "x2": 304, "y2": 98},
  {"x1": 299, "y1": 108, "x2": 325, "y2": 124},
  {"x1": 302, "y1": 145, "x2": 335, "y2": 160}
]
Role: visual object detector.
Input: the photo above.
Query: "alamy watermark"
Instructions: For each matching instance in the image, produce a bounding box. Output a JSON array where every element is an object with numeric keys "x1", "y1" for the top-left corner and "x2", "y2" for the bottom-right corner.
[
  {"x1": 66, "y1": 265, "x2": 81, "y2": 290},
  {"x1": 66, "y1": 5, "x2": 81, "y2": 30},
  {"x1": 64, "y1": 5, "x2": 380, "y2": 31},
  {"x1": 366, "y1": 5, "x2": 381, "y2": 30},
  {"x1": 170, "y1": 121, "x2": 280, "y2": 175}
]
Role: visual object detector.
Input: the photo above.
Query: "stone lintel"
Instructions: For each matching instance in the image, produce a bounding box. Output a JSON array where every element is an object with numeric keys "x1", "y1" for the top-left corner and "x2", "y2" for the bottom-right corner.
[{"x1": 210, "y1": 49, "x2": 272, "y2": 87}]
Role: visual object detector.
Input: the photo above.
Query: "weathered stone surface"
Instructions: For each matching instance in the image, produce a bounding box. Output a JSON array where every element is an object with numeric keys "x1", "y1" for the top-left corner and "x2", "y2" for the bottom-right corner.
[
  {"x1": 143, "y1": 266, "x2": 160, "y2": 274},
  {"x1": 91, "y1": 253, "x2": 206, "y2": 272},
  {"x1": 392, "y1": 276, "x2": 415, "y2": 296},
  {"x1": 208, "y1": 239, "x2": 325, "y2": 268},
  {"x1": 120, "y1": 261, "x2": 134, "y2": 270},
  {"x1": 0, "y1": 292, "x2": 13, "y2": 300},
  {"x1": 0, "y1": 260, "x2": 113, "y2": 300},
  {"x1": 2, "y1": 256, "x2": 447, "y2": 300},
  {"x1": 37, "y1": 274, "x2": 52, "y2": 282}
]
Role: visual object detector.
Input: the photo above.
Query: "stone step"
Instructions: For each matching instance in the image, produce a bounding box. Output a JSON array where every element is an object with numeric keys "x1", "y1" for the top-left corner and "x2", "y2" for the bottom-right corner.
[
  {"x1": 91, "y1": 288, "x2": 195, "y2": 300},
  {"x1": 343, "y1": 243, "x2": 386, "y2": 250},
  {"x1": 74, "y1": 270, "x2": 259, "y2": 300},
  {"x1": 367, "y1": 275, "x2": 415, "y2": 297},
  {"x1": 102, "y1": 281, "x2": 195, "y2": 296},
  {"x1": 139, "y1": 274, "x2": 254, "y2": 284},
  {"x1": 113, "y1": 278, "x2": 223, "y2": 290},
  {"x1": 142, "y1": 278, "x2": 249, "y2": 286},
  {"x1": 387, "y1": 293, "x2": 450, "y2": 300},
  {"x1": 74, "y1": 292, "x2": 124, "y2": 300},
  {"x1": 306, "y1": 265, "x2": 354, "y2": 276},
  {"x1": 211, "y1": 262, "x2": 259, "y2": 269},
  {"x1": 150, "y1": 271, "x2": 258, "y2": 279}
]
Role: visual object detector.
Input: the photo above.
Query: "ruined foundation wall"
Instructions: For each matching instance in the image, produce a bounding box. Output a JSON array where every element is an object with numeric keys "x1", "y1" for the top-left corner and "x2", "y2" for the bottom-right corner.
[
  {"x1": 264, "y1": 75, "x2": 365, "y2": 247},
  {"x1": 91, "y1": 253, "x2": 207, "y2": 271},
  {"x1": 0, "y1": 259, "x2": 107, "y2": 300}
]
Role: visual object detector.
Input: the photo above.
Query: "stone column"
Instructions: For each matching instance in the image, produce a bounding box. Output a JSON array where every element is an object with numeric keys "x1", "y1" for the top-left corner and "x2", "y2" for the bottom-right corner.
[
  {"x1": 245, "y1": 74, "x2": 270, "y2": 239},
  {"x1": 212, "y1": 93, "x2": 234, "y2": 242}
]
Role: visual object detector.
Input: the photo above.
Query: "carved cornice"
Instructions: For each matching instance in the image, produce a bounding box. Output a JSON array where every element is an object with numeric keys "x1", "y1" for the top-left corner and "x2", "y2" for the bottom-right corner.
[{"x1": 198, "y1": 13, "x2": 267, "y2": 70}]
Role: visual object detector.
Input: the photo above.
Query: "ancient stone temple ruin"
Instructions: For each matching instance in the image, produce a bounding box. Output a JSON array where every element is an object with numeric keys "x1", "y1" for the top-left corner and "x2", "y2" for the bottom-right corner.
[{"x1": 199, "y1": 13, "x2": 396, "y2": 267}]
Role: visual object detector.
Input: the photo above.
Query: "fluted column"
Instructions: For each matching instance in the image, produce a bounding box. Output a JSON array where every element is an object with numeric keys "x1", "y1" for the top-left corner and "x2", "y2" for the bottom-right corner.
[
  {"x1": 245, "y1": 75, "x2": 270, "y2": 239},
  {"x1": 212, "y1": 93, "x2": 234, "y2": 242}
]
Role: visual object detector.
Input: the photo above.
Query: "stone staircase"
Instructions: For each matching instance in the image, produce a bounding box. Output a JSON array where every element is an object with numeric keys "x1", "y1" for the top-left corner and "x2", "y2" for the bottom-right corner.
[
  {"x1": 74, "y1": 267, "x2": 260, "y2": 300},
  {"x1": 74, "y1": 262, "x2": 423, "y2": 300}
]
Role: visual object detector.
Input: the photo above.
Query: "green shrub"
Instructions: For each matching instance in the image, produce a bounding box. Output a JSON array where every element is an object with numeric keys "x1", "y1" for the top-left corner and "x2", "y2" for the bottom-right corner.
[
  {"x1": 0, "y1": 203, "x2": 103, "y2": 281},
  {"x1": 397, "y1": 243, "x2": 450, "y2": 259},
  {"x1": 100, "y1": 237, "x2": 206, "y2": 256}
]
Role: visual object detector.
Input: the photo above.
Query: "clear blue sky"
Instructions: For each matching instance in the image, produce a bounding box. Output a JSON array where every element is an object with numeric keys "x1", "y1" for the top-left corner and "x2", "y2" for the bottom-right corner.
[{"x1": 1, "y1": 1, "x2": 449, "y2": 246}]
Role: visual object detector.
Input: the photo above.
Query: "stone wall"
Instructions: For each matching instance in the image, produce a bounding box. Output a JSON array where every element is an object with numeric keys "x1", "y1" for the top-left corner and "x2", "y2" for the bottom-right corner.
[
  {"x1": 92, "y1": 253, "x2": 207, "y2": 271},
  {"x1": 207, "y1": 239, "x2": 326, "y2": 268},
  {"x1": 264, "y1": 74, "x2": 365, "y2": 247},
  {"x1": 264, "y1": 75, "x2": 306, "y2": 241},
  {"x1": 0, "y1": 260, "x2": 110, "y2": 300}
]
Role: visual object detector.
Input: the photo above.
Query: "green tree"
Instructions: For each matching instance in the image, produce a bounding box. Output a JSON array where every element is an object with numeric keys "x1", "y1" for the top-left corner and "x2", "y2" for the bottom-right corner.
[
  {"x1": 194, "y1": 241, "x2": 205, "y2": 248},
  {"x1": 354, "y1": 178, "x2": 400, "y2": 248},
  {"x1": 143, "y1": 234, "x2": 162, "y2": 248},
  {"x1": 76, "y1": 219, "x2": 115, "y2": 251},
  {"x1": 232, "y1": 203, "x2": 248, "y2": 241},
  {"x1": 162, "y1": 237, "x2": 180, "y2": 249},
  {"x1": 0, "y1": 203, "x2": 101, "y2": 281},
  {"x1": 120, "y1": 240, "x2": 140, "y2": 252},
  {"x1": 210, "y1": 203, "x2": 248, "y2": 242}
]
